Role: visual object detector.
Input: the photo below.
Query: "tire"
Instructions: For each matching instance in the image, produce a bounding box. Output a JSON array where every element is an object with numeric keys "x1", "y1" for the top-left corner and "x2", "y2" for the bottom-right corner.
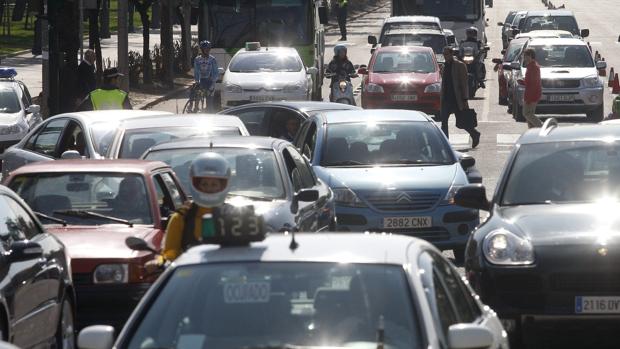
[
  {"x1": 182, "y1": 99, "x2": 195, "y2": 114},
  {"x1": 513, "y1": 98, "x2": 525, "y2": 121},
  {"x1": 453, "y1": 247, "x2": 465, "y2": 265},
  {"x1": 55, "y1": 298, "x2": 75, "y2": 349},
  {"x1": 586, "y1": 104, "x2": 604, "y2": 122}
]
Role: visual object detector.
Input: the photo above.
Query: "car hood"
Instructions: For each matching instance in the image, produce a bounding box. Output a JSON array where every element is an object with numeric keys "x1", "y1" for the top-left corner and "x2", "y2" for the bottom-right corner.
[
  {"x1": 226, "y1": 196, "x2": 292, "y2": 231},
  {"x1": 523, "y1": 67, "x2": 597, "y2": 80},
  {"x1": 369, "y1": 71, "x2": 440, "y2": 86},
  {"x1": 496, "y1": 204, "x2": 620, "y2": 246},
  {"x1": 314, "y1": 164, "x2": 458, "y2": 191},
  {"x1": 225, "y1": 71, "x2": 306, "y2": 89},
  {"x1": 46, "y1": 224, "x2": 157, "y2": 259},
  {"x1": 0, "y1": 111, "x2": 24, "y2": 126}
]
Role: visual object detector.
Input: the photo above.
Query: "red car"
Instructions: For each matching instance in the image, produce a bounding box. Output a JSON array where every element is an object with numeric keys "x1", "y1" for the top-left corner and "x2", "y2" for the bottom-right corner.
[
  {"x1": 4, "y1": 160, "x2": 187, "y2": 330},
  {"x1": 491, "y1": 37, "x2": 528, "y2": 106},
  {"x1": 359, "y1": 46, "x2": 441, "y2": 117}
]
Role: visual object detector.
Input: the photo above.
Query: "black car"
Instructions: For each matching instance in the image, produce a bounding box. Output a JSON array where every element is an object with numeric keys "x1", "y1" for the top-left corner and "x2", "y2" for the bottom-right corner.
[
  {"x1": 498, "y1": 10, "x2": 517, "y2": 49},
  {"x1": 218, "y1": 101, "x2": 360, "y2": 140},
  {"x1": 455, "y1": 120, "x2": 620, "y2": 348},
  {"x1": 0, "y1": 185, "x2": 74, "y2": 348},
  {"x1": 142, "y1": 136, "x2": 336, "y2": 232}
]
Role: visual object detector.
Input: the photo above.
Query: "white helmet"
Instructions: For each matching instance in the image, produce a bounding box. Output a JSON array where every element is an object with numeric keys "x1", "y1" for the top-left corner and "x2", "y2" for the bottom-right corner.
[{"x1": 189, "y1": 152, "x2": 231, "y2": 208}]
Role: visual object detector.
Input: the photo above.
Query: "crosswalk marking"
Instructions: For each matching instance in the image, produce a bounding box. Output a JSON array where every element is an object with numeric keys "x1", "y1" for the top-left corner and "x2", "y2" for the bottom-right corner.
[
  {"x1": 449, "y1": 134, "x2": 471, "y2": 146},
  {"x1": 496, "y1": 133, "x2": 521, "y2": 145}
]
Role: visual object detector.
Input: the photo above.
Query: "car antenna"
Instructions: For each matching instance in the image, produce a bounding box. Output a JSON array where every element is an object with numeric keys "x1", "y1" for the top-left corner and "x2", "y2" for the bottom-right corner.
[
  {"x1": 376, "y1": 315, "x2": 385, "y2": 349},
  {"x1": 210, "y1": 141, "x2": 213, "y2": 149},
  {"x1": 289, "y1": 230, "x2": 299, "y2": 251}
]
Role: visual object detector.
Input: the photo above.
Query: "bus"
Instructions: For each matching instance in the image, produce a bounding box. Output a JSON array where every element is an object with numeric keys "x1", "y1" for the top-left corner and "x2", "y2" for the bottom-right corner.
[
  {"x1": 198, "y1": 0, "x2": 328, "y2": 100},
  {"x1": 391, "y1": 0, "x2": 486, "y2": 44}
]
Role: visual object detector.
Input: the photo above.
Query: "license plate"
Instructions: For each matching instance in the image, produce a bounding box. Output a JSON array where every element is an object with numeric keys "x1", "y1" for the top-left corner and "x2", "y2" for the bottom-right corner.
[
  {"x1": 383, "y1": 216, "x2": 432, "y2": 229},
  {"x1": 250, "y1": 95, "x2": 276, "y2": 102},
  {"x1": 575, "y1": 296, "x2": 620, "y2": 314},
  {"x1": 547, "y1": 94, "x2": 574, "y2": 102},
  {"x1": 391, "y1": 94, "x2": 418, "y2": 101}
]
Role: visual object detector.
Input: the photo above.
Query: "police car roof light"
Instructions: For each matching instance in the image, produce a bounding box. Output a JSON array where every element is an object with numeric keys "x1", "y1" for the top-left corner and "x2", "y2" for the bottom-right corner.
[
  {"x1": 0, "y1": 68, "x2": 17, "y2": 79},
  {"x1": 245, "y1": 42, "x2": 261, "y2": 51}
]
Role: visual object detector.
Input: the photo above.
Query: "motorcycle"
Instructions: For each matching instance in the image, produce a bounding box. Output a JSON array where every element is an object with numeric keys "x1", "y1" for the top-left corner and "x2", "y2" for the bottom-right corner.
[
  {"x1": 326, "y1": 72, "x2": 358, "y2": 105},
  {"x1": 459, "y1": 42, "x2": 489, "y2": 99}
]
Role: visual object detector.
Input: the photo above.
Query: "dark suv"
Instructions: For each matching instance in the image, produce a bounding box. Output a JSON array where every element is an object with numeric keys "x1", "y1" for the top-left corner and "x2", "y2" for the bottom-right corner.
[{"x1": 455, "y1": 120, "x2": 620, "y2": 348}]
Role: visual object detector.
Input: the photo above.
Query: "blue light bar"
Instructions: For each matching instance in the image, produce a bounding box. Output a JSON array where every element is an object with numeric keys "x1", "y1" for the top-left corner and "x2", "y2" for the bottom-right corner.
[{"x1": 0, "y1": 68, "x2": 17, "y2": 79}]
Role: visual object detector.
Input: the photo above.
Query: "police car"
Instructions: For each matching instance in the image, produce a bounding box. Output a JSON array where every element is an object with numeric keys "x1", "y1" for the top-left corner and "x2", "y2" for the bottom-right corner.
[
  {"x1": 221, "y1": 43, "x2": 318, "y2": 109},
  {"x1": 0, "y1": 68, "x2": 42, "y2": 152},
  {"x1": 77, "y1": 212, "x2": 509, "y2": 349}
]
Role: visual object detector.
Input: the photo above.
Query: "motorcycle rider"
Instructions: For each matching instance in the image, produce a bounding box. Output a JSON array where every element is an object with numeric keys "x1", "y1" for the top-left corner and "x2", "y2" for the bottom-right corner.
[
  {"x1": 326, "y1": 44, "x2": 356, "y2": 102},
  {"x1": 460, "y1": 27, "x2": 486, "y2": 88}
]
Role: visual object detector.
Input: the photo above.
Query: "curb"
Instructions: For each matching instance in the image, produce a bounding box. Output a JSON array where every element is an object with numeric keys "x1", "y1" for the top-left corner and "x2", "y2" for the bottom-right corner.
[
  {"x1": 136, "y1": 81, "x2": 193, "y2": 110},
  {"x1": 325, "y1": 1, "x2": 389, "y2": 31},
  {"x1": 0, "y1": 49, "x2": 35, "y2": 61}
]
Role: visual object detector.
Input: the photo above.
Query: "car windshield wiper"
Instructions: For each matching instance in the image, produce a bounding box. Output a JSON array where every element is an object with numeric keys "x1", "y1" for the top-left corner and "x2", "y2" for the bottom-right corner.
[
  {"x1": 53, "y1": 209, "x2": 134, "y2": 227},
  {"x1": 34, "y1": 211, "x2": 67, "y2": 226},
  {"x1": 325, "y1": 160, "x2": 367, "y2": 166}
]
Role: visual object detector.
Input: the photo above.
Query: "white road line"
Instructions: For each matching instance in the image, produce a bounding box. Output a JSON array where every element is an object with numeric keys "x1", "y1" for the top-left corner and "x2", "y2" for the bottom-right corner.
[
  {"x1": 449, "y1": 134, "x2": 471, "y2": 145},
  {"x1": 481, "y1": 82, "x2": 490, "y2": 122},
  {"x1": 496, "y1": 133, "x2": 521, "y2": 145}
]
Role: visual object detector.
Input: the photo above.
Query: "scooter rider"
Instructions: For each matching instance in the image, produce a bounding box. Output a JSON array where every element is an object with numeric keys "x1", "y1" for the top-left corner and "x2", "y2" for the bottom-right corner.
[
  {"x1": 460, "y1": 27, "x2": 486, "y2": 88},
  {"x1": 326, "y1": 44, "x2": 355, "y2": 88}
]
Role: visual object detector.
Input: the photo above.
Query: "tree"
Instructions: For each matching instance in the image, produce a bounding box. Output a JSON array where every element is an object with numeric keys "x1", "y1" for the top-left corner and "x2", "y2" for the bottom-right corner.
[
  {"x1": 89, "y1": 0, "x2": 104, "y2": 84},
  {"x1": 129, "y1": 0, "x2": 155, "y2": 84},
  {"x1": 160, "y1": 0, "x2": 174, "y2": 87},
  {"x1": 176, "y1": 0, "x2": 192, "y2": 72}
]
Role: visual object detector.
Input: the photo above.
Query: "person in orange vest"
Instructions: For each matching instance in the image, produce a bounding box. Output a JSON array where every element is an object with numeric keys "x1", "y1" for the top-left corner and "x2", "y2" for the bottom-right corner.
[{"x1": 78, "y1": 67, "x2": 132, "y2": 111}]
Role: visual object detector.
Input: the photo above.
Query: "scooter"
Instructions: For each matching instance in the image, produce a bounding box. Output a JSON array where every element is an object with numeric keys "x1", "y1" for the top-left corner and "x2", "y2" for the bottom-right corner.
[
  {"x1": 459, "y1": 42, "x2": 489, "y2": 99},
  {"x1": 326, "y1": 72, "x2": 358, "y2": 105}
]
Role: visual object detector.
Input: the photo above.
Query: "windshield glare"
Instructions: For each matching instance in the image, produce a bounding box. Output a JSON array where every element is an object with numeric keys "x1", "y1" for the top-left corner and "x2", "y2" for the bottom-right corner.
[
  {"x1": 0, "y1": 88, "x2": 20, "y2": 114},
  {"x1": 230, "y1": 53, "x2": 302, "y2": 73},
  {"x1": 502, "y1": 142, "x2": 620, "y2": 205},
  {"x1": 321, "y1": 122, "x2": 454, "y2": 166},
  {"x1": 120, "y1": 127, "x2": 241, "y2": 158},
  {"x1": 382, "y1": 34, "x2": 446, "y2": 54},
  {"x1": 524, "y1": 16, "x2": 579, "y2": 35},
  {"x1": 125, "y1": 262, "x2": 422, "y2": 349},
  {"x1": 144, "y1": 148, "x2": 285, "y2": 199},
  {"x1": 8, "y1": 173, "x2": 152, "y2": 225},
  {"x1": 372, "y1": 51, "x2": 436, "y2": 73},
  {"x1": 525, "y1": 45, "x2": 593, "y2": 68}
]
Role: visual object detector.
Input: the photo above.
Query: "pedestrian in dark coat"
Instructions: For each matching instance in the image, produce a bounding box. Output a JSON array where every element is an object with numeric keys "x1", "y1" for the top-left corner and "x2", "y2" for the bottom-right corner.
[{"x1": 77, "y1": 49, "x2": 97, "y2": 101}]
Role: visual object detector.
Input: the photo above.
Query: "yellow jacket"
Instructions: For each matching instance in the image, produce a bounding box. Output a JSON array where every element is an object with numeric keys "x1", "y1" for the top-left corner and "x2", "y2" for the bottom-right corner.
[{"x1": 162, "y1": 205, "x2": 212, "y2": 262}]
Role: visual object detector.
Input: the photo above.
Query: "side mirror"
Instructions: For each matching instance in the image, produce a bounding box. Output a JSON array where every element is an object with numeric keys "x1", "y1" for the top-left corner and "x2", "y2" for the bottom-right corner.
[
  {"x1": 447, "y1": 35, "x2": 456, "y2": 45},
  {"x1": 61, "y1": 150, "x2": 83, "y2": 159},
  {"x1": 512, "y1": 28, "x2": 520, "y2": 36},
  {"x1": 508, "y1": 61, "x2": 521, "y2": 70},
  {"x1": 125, "y1": 237, "x2": 158, "y2": 254},
  {"x1": 447, "y1": 323, "x2": 494, "y2": 349},
  {"x1": 367, "y1": 35, "x2": 377, "y2": 46},
  {"x1": 580, "y1": 29, "x2": 589, "y2": 38},
  {"x1": 295, "y1": 188, "x2": 319, "y2": 202},
  {"x1": 459, "y1": 154, "x2": 475, "y2": 169},
  {"x1": 27, "y1": 104, "x2": 40, "y2": 114},
  {"x1": 318, "y1": 6, "x2": 328, "y2": 25},
  {"x1": 491, "y1": 58, "x2": 502, "y2": 64},
  {"x1": 501, "y1": 49, "x2": 506, "y2": 55},
  {"x1": 307, "y1": 67, "x2": 318, "y2": 76},
  {"x1": 357, "y1": 67, "x2": 368, "y2": 75},
  {"x1": 454, "y1": 185, "x2": 490, "y2": 211},
  {"x1": 596, "y1": 61, "x2": 607, "y2": 70},
  {"x1": 78, "y1": 325, "x2": 115, "y2": 349},
  {"x1": 497, "y1": 22, "x2": 504, "y2": 26},
  {"x1": 7, "y1": 240, "x2": 43, "y2": 262}
]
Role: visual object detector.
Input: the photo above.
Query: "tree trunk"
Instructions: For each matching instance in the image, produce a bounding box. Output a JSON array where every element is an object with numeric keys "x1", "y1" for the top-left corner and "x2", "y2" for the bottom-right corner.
[
  {"x1": 132, "y1": 0, "x2": 153, "y2": 84},
  {"x1": 91, "y1": 0, "x2": 104, "y2": 85},
  {"x1": 180, "y1": 0, "x2": 191, "y2": 72},
  {"x1": 160, "y1": 0, "x2": 174, "y2": 87}
]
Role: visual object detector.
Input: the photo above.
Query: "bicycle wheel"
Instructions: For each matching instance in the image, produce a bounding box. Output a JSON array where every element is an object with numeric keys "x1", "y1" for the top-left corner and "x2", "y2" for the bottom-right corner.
[{"x1": 182, "y1": 98, "x2": 195, "y2": 114}]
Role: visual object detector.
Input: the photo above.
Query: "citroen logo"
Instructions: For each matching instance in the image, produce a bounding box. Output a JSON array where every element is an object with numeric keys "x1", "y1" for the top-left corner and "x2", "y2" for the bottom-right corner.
[{"x1": 396, "y1": 192, "x2": 413, "y2": 203}]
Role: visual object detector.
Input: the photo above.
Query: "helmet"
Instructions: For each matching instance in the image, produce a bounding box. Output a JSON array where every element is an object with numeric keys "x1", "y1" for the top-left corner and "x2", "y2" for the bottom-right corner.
[
  {"x1": 189, "y1": 152, "x2": 231, "y2": 208},
  {"x1": 199, "y1": 40, "x2": 212, "y2": 49},
  {"x1": 334, "y1": 44, "x2": 347, "y2": 56},
  {"x1": 466, "y1": 27, "x2": 478, "y2": 38}
]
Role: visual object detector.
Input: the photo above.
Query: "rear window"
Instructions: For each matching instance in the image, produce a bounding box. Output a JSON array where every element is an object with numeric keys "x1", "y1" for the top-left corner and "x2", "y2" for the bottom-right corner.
[
  {"x1": 372, "y1": 51, "x2": 436, "y2": 73},
  {"x1": 524, "y1": 16, "x2": 579, "y2": 35},
  {"x1": 229, "y1": 52, "x2": 302, "y2": 72},
  {"x1": 382, "y1": 33, "x2": 446, "y2": 54}
]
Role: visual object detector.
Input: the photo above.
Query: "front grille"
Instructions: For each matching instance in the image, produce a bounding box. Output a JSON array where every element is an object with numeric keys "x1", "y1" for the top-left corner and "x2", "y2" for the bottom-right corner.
[
  {"x1": 495, "y1": 274, "x2": 543, "y2": 293},
  {"x1": 383, "y1": 227, "x2": 451, "y2": 241},
  {"x1": 542, "y1": 79, "x2": 580, "y2": 88},
  {"x1": 551, "y1": 273, "x2": 620, "y2": 293},
  {"x1": 364, "y1": 191, "x2": 442, "y2": 211},
  {"x1": 73, "y1": 273, "x2": 92, "y2": 285}
]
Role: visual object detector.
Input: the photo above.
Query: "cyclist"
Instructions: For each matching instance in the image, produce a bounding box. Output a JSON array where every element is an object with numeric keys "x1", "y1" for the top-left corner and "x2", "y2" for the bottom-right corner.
[{"x1": 192, "y1": 40, "x2": 219, "y2": 111}]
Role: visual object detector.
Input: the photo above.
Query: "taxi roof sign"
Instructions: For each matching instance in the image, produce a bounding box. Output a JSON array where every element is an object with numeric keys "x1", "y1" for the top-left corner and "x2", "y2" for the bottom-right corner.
[
  {"x1": 0, "y1": 68, "x2": 17, "y2": 79},
  {"x1": 245, "y1": 42, "x2": 261, "y2": 51}
]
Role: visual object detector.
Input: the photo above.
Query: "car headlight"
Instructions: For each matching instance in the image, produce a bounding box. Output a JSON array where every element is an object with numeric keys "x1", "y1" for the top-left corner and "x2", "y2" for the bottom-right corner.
[
  {"x1": 582, "y1": 75, "x2": 602, "y2": 88},
  {"x1": 284, "y1": 83, "x2": 304, "y2": 93},
  {"x1": 93, "y1": 264, "x2": 128, "y2": 284},
  {"x1": 366, "y1": 83, "x2": 384, "y2": 93},
  {"x1": 225, "y1": 83, "x2": 242, "y2": 93},
  {"x1": 463, "y1": 56, "x2": 474, "y2": 64},
  {"x1": 442, "y1": 184, "x2": 463, "y2": 205},
  {"x1": 333, "y1": 188, "x2": 367, "y2": 207},
  {"x1": 424, "y1": 82, "x2": 442, "y2": 93},
  {"x1": 483, "y1": 229, "x2": 535, "y2": 265}
]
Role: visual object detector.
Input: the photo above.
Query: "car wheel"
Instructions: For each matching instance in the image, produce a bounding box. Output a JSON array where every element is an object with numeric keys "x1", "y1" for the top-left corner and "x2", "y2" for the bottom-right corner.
[
  {"x1": 55, "y1": 298, "x2": 75, "y2": 349},
  {"x1": 586, "y1": 104, "x2": 604, "y2": 123},
  {"x1": 453, "y1": 247, "x2": 465, "y2": 265},
  {"x1": 513, "y1": 98, "x2": 525, "y2": 121}
]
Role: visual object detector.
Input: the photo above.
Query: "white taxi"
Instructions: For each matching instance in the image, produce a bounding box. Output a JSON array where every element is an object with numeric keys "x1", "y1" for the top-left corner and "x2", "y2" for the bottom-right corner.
[
  {"x1": 78, "y1": 229, "x2": 509, "y2": 349},
  {"x1": 0, "y1": 68, "x2": 42, "y2": 152},
  {"x1": 221, "y1": 43, "x2": 317, "y2": 109}
]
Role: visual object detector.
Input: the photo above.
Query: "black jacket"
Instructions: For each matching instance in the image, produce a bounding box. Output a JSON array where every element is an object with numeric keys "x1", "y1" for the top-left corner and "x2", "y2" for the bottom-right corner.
[
  {"x1": 326, "y1": 57, "x2": 355, "y2": 86},
  {"x1": 77, "y1": 61, "x2": 97, "y2": 100}
]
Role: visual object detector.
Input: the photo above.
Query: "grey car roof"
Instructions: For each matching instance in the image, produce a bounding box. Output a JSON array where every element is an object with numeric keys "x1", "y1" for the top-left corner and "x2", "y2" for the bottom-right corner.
[
  {"x1": 518, "y1": 124, "x2": 620, "y2": 144},
  {"x1": 116, "y1": 114, "x2": 246, "y2": 130},
  {"x1": 318, "y1": 109, "x2": 432, "y2": 124},
  {"x1": 174, "y1": 233, "x2": 432, "y2": 266},
  {"x1": 525, "y1": 9, "x2": 575, "y2": 16},
  {"x1": 385, "y1": 16, "x2": 441, "y2": 24},
  {"x1": 146, "y1": 135, "x2": 286, "y2": 153},
  {"x1": 385, "y1": 28, "x2": 444, "y2": 36},
  {"x1": 526, "y1": 37, "x2": 586, "y2": 46},
  {"x1": 223, "y1": 101, "x2": 360, "y2": 114}
]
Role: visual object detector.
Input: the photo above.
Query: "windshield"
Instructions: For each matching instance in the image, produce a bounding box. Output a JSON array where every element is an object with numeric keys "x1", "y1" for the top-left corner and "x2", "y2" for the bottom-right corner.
[
  {"x1": 144, "y1": 147, "x2": 285, "y2": 199},
  {"x1": 91, "y1": 121, "x2": 120, "y2": 156},
  {"x1": 372, "y1": 51, "x2": 436, "y2": 73},
  {"x1": 504, "y1": 39, "x2": 527, "y2": 61},
  {"x1": 523, "y1": 16, "x2": 579, "y2": 35},
  {"x1": 382, "y1": 33, "x2": 446, "y2": 54},
  {"x1": 525, "y1": 45, "x2": 593, "y2": 68},
  {"x1": 207, "y1": 0, "x2": 312, "y2": 48},
  {"x1": 229, "y1": 52, "x2": 302, "y2": 73},
  {"x1": 125, "y1": 262, "x2": 422, "y2": 349},
  {"x1": 0, "y1": 88, "x2": 20, "y2": 114},
  {"x1": 502, "y1": 142, "x2": 620, "y2": 205},
  {"x1": 321, "y1": 122, "x2": 454, "y2": 166},
  {"x1": 505, "y1": 12, "x2": 516, "y2": 25},
  {"x1": 8, "y1": 173, "x2": 152, "y2": 225},
  {"x1": 119, "y1": 127, "x2": 241, "y2": 158},
  {"x1": 422, "y1": 0, "x2": 481, "y2": 21}
]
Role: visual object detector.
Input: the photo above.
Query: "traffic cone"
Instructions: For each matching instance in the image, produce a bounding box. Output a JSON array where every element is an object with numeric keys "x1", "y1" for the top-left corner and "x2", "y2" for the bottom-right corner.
[
  {"x1": 608, "y1": 68, "x2": 615, "y2": 87},
  {"x1": 600, "y1": 58, "x2": 607, "y2": 77},
  {"x1": 613, "y1": 74, "x2": 620, "y2": 94}
]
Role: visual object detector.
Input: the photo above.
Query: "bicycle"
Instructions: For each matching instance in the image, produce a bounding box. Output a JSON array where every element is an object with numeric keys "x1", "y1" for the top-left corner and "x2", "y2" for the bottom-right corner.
[{"x1": 183, "y1": 83, "x2": 214, "y2": 113}]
